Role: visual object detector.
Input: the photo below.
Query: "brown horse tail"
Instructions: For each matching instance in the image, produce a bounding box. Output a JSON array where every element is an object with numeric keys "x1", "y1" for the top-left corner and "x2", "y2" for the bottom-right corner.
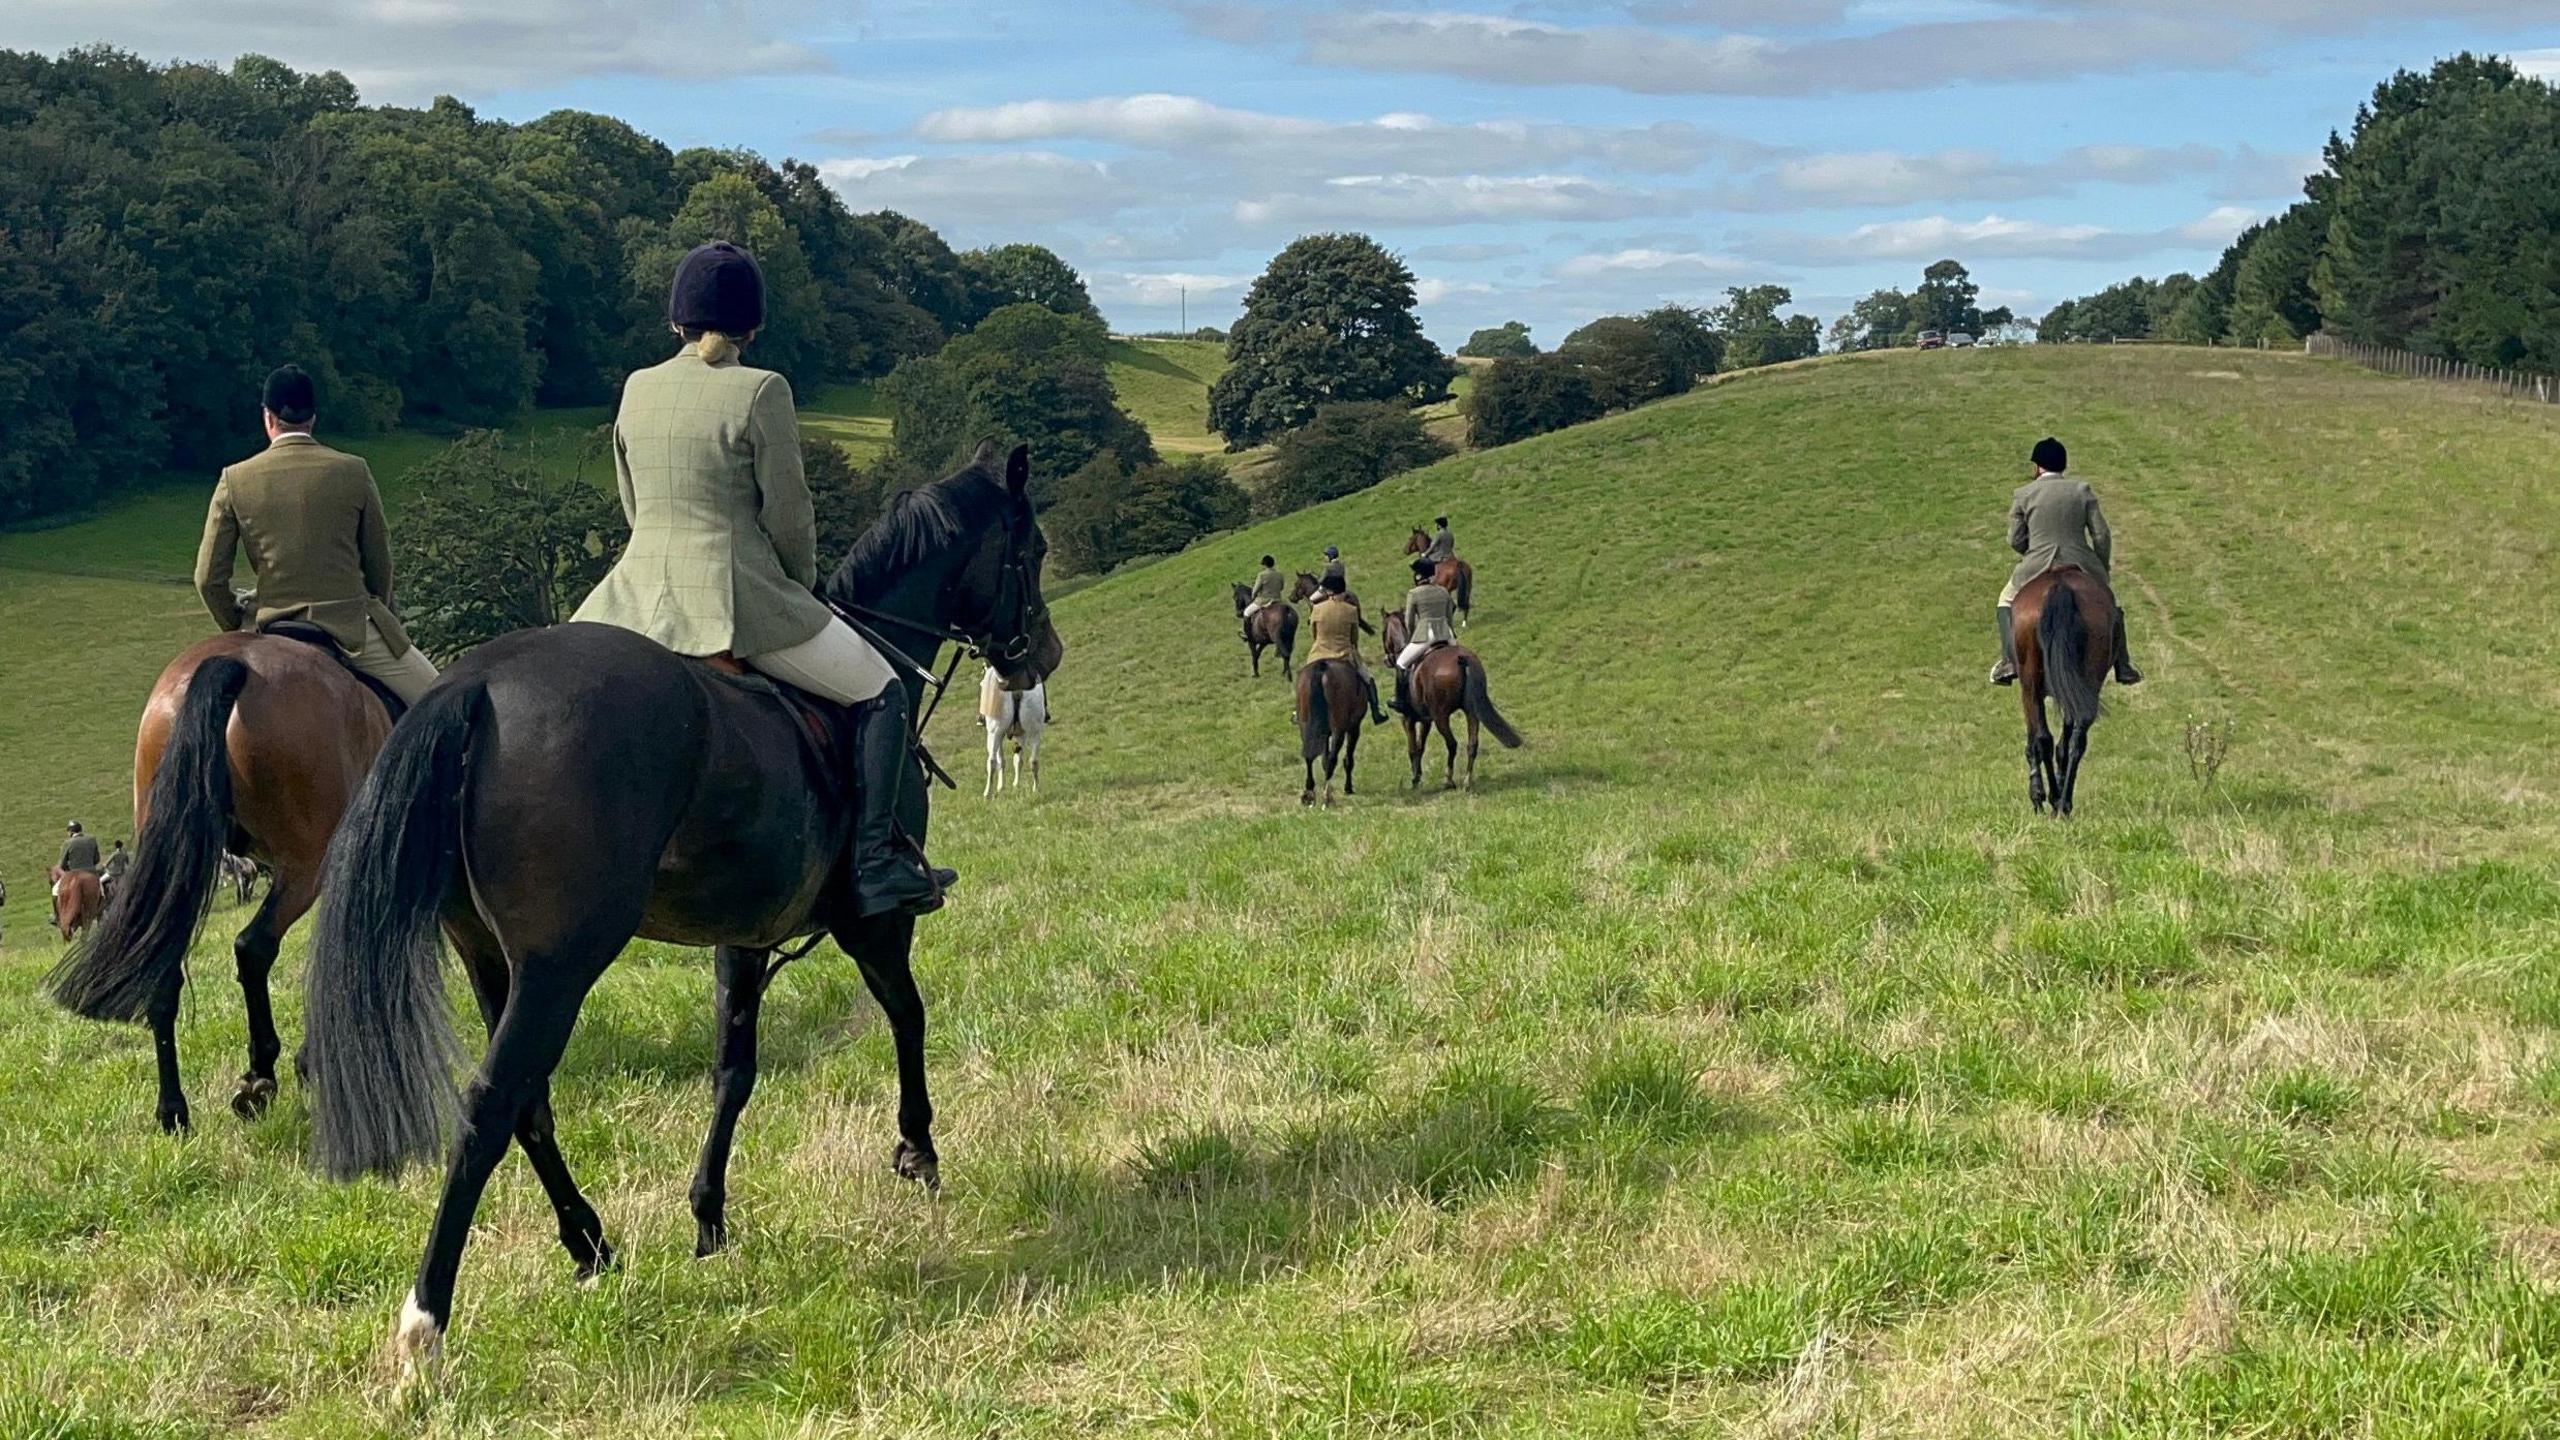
[
  {"x1": 305, "y1": 676, "x2": 481, "y2": 1180},
  {"x1": 1299, "y1": 662, "x2": 1334, "y2": 761},
  {"x1": 2039, "y1": 583, "x2": 2104, "y2": 729},
  {"x1": 48, "y1": 655, "x2": 252, "y2": 1023},
  {"x1": 1456, "y1": 565, "x2": 1472, "y2": 615},
  {"x1": 1459, "y1": 654, "x2": 1524, "y2": 748}
]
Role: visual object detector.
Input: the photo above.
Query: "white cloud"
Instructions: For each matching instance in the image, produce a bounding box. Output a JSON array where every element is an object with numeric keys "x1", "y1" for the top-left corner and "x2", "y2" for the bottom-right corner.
[
  {"x1": 1300, "y1": 9, "x2": 2230, "y2": 97},
  {"x1": 1235, "y1": 173, "x2": 1696, "y2": 227},
  {"x1": 2513, "y1": 48, "x2": 2560, "y2": 83},
  {"x1": 907, "y1": 93, "x2": 1748, "y2": 176},
  {"x1": 1556, "y1": 248, "x2": 1749, "y2": 280},
  {"x1": 1415, "y1": 276, "x2": 1497, "y2": 304},
  {"x1": 1741, "y1": 143, "x2": 2223, "y2": 209},
  {"x1": 815, "y1": 152, "x2": 1140, "y2": 228},
  {"x1": 0, "y1": 0, "x2": 843, "y2": 100},
  {"x1": 1092, "y1": 270, "x2": 1252, "y2": 306},
  {"x1": 1749, "y1": 207, "x2": 2259, "y2": 263}
]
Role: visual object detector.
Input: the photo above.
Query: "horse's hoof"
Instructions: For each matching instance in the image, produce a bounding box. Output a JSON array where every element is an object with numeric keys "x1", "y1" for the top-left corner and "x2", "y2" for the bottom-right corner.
[
  {"x1": 230, "y1": 1074, "x2": 277, "y2": 1120},
  {"x1": 576, "y1": 1239, "x2": 617, "y2": 1283},
  {"x1": 158, "y1": 1103, "x2": 191, "y2": 1136},
  {"x1": 389, "y1": 1291, "x2": 444, "y2": 1394},
  {"x1": 694, "y1": 1222, "x2": 728, "y2": 1259},
  {"x1": 894, "y1": 1140, "x2": 942, "y2": 1193}
]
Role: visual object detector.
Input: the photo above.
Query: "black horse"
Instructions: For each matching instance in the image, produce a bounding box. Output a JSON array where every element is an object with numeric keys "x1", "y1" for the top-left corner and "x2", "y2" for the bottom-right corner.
[{"x1": 303, "y1": 442, "x2": 1062, "y2": 1372}]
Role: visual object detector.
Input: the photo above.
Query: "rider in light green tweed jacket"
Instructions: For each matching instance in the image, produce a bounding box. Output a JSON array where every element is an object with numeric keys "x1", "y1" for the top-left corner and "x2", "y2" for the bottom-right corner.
[{"x1": 572, "y1": 241, "x2": 951, "y2": 919}]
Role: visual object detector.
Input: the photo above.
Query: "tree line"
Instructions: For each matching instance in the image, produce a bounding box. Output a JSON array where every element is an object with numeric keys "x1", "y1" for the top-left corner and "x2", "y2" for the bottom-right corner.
[
  {"x1": 2038, "y1": 54, "x2": 2559, "y2": 375},
  {"x1": 0, "y1": 47, "x2": 1101, "y2": 524}
]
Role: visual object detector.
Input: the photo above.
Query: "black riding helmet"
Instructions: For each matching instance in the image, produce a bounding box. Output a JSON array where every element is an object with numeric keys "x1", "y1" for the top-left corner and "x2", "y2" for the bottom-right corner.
[{"x1": 670, "y1": 241, "x2": 765, "y2": 334}]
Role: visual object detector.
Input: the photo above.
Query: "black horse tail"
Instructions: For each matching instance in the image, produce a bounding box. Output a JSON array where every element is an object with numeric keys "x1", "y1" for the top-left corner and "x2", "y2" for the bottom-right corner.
[
  {"x1": 1299, "y1": 662, "x2": 1333, "y2": 761},
  {"x1": 1459, "y1": 654, "x2": 1524, "y2": 748},
  {"x1": 1456, "y1": 565, "x2": 1473, "y2": 615},
  {"x1": 48, "y1": 655, "x2": 251, "y2": 1023},
  {"x1": 2039, "y1": 584, "x2": 2104, "y2": 729},
  {"x1": 305, "y1": 677, "x2": 479, "y2": 1180}
]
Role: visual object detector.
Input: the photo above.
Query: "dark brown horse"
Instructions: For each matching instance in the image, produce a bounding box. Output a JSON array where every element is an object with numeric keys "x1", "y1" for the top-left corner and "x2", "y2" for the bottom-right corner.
[
  {"x1": 49, "y1": 867, "x2": 104, "y2": 943},
  {"x1": 1230, "y1": 582, "x2": 1298, "y2": 679},
  {"x1": 48, "y1": 635, "x2": 394, "y2": 1131},
  {"x1": 1381, "y1": 613, "x2": 1523, "y2": 789},
  {"x1": 1295, "y1": 658, "x2": 1368, "y2": 806},
  {"x1": 1403, "y1": 530, "x2": 1472, "y2": 626},
  {"x1": 2012, "y1": 567, "x2": 2117, "y2": 816},
  {"x1": 301, "y1": 443, "x2": 1061, "y2": 1374}
]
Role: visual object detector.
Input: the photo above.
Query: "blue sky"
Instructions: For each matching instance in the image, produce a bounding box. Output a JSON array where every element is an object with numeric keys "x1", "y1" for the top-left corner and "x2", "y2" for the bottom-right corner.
[{"x1": 10, "y1": 1, "x2": 2554, "y2": 346}]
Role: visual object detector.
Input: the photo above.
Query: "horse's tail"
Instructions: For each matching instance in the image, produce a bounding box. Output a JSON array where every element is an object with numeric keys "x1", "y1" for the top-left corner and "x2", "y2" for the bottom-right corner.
[
  {"x1": 48, "y1": 655, "x2": 252, "y2": 1023},
  {"x1": 304, "y1": 677, "x2": 480, "y2": 1180},
  {"x1": 1299, "y1": 663, "x2": 1333, "y2": 760},
  {"x1": 1458, "y1": 654, "x2": 1524, "y2": 748},
  {"x1": 1456, "y1": 564, "x2": 1473, "y2": 614},
  {"x1": 2039, "y1": 583, "x2": 2104, "y2": 729}
]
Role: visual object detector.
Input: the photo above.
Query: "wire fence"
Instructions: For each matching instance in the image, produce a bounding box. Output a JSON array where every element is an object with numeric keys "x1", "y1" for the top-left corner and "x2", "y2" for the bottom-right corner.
[{"x1": 2306, "y1": 333, "x2": 2559, "y2": 405}]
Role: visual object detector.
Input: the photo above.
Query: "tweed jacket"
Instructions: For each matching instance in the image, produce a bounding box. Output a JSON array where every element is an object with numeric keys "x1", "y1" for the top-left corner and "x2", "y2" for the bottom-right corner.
[
  {"x1": 194, "y1": 434, "x2": 413, "y2": 654},
  {"x1": 573, "y1": 349, "x2": 831, "y2": 658},
  {"x1": 1402, "y1": 583, "x2": 1457, "y2": 647},
  {"x1": 1420, "y1": 526, "x2": 1455, "y2": 564},
  {"x1": 1307, "y1": 595, "x2": 1366, "y2": 664},
  {"x1": 2007, "y1": 471, "x2": 2113, "y2": 595}
]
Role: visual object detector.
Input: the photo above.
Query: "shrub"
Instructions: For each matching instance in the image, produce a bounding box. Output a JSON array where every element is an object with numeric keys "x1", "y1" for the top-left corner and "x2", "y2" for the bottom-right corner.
[
  {"x1": 394, "y1": 428, "x2": 624, "y2": 659},
  {"x1": 1046, "y1": 455, "x2": 1248, "y2": 576},
  {"x1": 1261, "y1": 402, "x2": 1453, "y2": 518},
  {"x1": 1465, "y1": 353, "x2": 1605, "y2": 448},
  {"x1": 1458, "y1": 321, "x2": 1536, "y2": 359},
  {"x1": 1561, "y1": 316, "x2": 1685, "y2": 411}
]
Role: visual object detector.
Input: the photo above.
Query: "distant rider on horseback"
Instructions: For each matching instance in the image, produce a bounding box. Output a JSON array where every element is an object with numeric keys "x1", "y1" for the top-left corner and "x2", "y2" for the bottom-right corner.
[
  {"x1": 1391, "y1": 557, "x2": 1457, "y2": 719},
  {"x1": 1420, "y1": 516, "x2": 1455, "y2": 565},
  {"x1": 1991, "y1": 437, "x2": 2142, "y2": 688},
  {"x1": 193, "y1": 365, "x2": 441, "y2": 704},
  {"x1": 1319, "y1": 545, "x2": 1348, "y2": 597},
  {"x1": 1307, "y1": 570, "x2": 1392, "y2": 725},
  {"x1": 1243, "y1": 554, "x2": 1285, "y2": 637},
  {"x1": 570, "y1": 241, "x2": 952, "y2": 918}
]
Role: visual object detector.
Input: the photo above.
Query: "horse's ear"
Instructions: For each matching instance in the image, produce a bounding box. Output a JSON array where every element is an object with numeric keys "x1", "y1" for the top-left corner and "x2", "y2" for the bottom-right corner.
[
  {"x1": 1006, "y1": 444, "x2": 1030, "y2": 497},
  {"x1": 972, "y1": 437, "x2": 999, "y2": 469}
]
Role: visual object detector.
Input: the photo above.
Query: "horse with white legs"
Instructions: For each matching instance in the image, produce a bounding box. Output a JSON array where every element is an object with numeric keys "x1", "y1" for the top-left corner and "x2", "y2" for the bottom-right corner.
[{"x1": 980, "y1": 667, "x2": 1048, "y2": 796}]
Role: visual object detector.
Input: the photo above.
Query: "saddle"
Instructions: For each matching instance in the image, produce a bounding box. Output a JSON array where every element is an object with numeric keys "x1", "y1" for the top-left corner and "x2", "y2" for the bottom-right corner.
[
  {"x1": 696, "y1": 654, "x2": 853, "y2": 798},
  {"x1": 256, "y1": 619, "x2": 409, "y2": 721}
]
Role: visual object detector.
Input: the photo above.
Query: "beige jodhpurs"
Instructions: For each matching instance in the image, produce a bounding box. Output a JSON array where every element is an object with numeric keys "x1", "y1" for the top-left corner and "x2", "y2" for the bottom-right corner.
[
  {"x1": 353, "y1": 622, "x2": 441, "y2": 704},
  {"x1": 744, "y1": 615, "x2": 896, "y2": 706}
]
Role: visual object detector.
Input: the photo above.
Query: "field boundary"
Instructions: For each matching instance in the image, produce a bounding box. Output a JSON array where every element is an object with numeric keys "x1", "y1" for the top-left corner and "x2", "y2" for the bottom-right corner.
[{"x1": 2307, "y1": 332, "x2": 2559, "y2": 404}]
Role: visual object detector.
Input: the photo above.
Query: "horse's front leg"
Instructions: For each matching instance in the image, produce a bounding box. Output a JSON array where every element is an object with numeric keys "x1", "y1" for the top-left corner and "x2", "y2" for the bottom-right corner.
[
  {"x1": 692, "y1": 945, "x2": 773, "y2": 1254},
  {"x1": 838, "y1": 916, "x2": 938, "y2": 1190}
]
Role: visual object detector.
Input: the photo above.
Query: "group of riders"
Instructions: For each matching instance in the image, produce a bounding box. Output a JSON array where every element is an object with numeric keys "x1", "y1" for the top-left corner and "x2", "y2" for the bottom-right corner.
[
  {"x1": 27, "y1": 235, "x2": 2151, "y2": 925},
  {"x1": 156, "y1": 241, "x2": 952, "y2": 921},
  {"x1": 50, "y1": 821, "x2": 127, "y2": 899},
  {"x1": 1242, "y1": 516, "x2": 1460, "y2": 723}
]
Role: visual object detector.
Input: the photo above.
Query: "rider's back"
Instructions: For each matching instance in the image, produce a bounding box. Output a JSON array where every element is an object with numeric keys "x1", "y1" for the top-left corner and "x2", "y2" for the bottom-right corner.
[{"x1": 576, "y1": 349, "x2": 831, "y2": 660}]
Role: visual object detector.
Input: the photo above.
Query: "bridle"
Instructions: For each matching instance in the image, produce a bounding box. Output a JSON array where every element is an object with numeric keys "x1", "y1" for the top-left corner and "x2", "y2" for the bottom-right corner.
[{"x1": 834, "y1": 502, "x2": 1047, "y2": 757}]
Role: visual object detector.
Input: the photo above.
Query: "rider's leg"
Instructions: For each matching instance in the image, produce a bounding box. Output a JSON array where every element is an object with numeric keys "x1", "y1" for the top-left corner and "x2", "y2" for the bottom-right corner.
[
  {"x1": 1356, "y1": 661, "x2": 1390, "y2": 724},
  {"x1": 1990, "y1": 605, "x2": 2018, "y2": 686},
  {"x1": 1393, "y1": 641, "x2": 1429, "y2": 717},
  {"x1": 353, "y1": 622, "x2": 442, "y2": 705},
  {"x1": 2112, "y1": 608, "x2": 2143, "y2": 685},
  {"x1": 745, "y1": 619, "x2": 953, "y2": 918}
]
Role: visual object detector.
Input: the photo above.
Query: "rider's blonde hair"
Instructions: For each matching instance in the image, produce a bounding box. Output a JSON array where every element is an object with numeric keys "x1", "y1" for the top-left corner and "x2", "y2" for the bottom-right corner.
[{"x1": 676, "y1": 326, "x2": 750, "y2": 365}]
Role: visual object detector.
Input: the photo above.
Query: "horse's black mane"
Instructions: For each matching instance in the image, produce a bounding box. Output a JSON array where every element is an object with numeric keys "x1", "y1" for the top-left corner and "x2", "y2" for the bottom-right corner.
[{"x1": 823, "y1": 457, "x2": 1011, "y2": 605}]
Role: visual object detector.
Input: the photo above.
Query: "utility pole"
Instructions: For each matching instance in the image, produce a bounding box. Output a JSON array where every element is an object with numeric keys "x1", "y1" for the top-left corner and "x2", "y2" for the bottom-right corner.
[{"x1": 1180, "y1": 286, "x2": 1187, "y2": 334}]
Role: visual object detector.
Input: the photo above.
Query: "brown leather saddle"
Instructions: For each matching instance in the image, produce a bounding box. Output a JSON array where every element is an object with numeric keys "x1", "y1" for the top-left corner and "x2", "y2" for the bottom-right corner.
[
  {"x1": 697, "y1": 653, "x2": 855, "y2": 793},
  {"x1": 256, "y1": 619, "x2": 409, "y2": 721}
]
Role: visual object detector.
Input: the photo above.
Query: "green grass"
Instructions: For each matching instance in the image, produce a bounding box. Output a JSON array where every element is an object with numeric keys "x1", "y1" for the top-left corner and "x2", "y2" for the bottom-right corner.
[{"x1": 11, "y1": 346, "x2": 2560, "y2": 1433}]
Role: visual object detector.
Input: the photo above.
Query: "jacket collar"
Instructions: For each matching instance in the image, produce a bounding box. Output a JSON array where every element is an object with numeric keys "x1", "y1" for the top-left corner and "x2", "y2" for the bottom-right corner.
[{"x1": 268, "y1": 432, "x2": 319, "y2": 447}]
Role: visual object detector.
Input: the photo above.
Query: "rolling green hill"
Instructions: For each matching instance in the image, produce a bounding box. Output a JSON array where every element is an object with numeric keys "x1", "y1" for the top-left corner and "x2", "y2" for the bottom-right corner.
[{"x1": 9, "y1": 347, "x2": 2560, "y2": 1435}]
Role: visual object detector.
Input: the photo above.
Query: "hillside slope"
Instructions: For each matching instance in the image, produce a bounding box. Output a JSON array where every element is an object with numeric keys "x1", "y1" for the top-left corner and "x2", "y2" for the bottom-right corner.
[{"x1": 9, "y1": 347, "x2": 2560, "y2": 1435}]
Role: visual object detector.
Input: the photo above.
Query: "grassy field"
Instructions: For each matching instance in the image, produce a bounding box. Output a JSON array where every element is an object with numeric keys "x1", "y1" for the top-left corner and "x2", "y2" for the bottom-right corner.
[{"x1": 10, "y1": 346, "x2": 2560, "y2": 1435}]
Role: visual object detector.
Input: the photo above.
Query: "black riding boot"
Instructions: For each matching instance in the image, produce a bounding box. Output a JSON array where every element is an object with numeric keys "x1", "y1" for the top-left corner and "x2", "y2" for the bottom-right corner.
[
  {"x1": 1362, "y1": 670, "x2": 1391, "y2": 724},
  {"x1": 849, "y1": 684, "x2": 956, "y2": 919},
  {"x1": 2113, "y1": 611, "x2": 2143, "y2": 686},
  {"x1": 1990, "y1": 606, "x2": 2018, "y2": 686},
  {"x1": 1392, "y1": 666, "x2": 1418, "y2": 719}
]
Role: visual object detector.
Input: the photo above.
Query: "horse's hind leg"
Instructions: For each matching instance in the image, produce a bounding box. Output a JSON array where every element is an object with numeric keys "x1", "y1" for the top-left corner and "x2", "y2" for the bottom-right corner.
[
  {"x1": 1406, "y1": 718, "x2": 1425, "y2": 788},
  {"x1": 227, "y1": 872, "x2": 307, "y2": 1119},
  {"x1": 400, "y1": 946, "x2": 613, "y2": 1365},
  {"x1": 1438, "y1": 713, "x2": 1462, "y2": 790},
  {"x1": 835, "y1": 917, "x2": 939, "y2": 1190},
  {"x1": 146, "y1": 972, "x2": 189, "y2": 1134},
  {"x1": 691, "y1": 945, "x2": 773, "y2": 1255},
  {"x1": 448, "y1": 908, "x2": 612, "y2": 1278},
  {"x1": 2059, "y1": 721, "x2": 2091, "y2": 817}
]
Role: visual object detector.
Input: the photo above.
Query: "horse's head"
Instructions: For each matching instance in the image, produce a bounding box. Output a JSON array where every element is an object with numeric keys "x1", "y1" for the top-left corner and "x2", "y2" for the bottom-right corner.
[
  {"x1": 1290, "y1": 572, "x2": 1320, "y2": 603},
  {"x1": 1231, "y1": 582, "x2": 1251, "y2": 614},
  {"x1": 1381, "y1": 609, "x2": 1408, "y2": 658},
  {"x1": 1404, "y1": 530, "x2": 1428, "y2": 554},
  {"x1": 823, "y1": 440, "x2": 1064, "y2": 687}
]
